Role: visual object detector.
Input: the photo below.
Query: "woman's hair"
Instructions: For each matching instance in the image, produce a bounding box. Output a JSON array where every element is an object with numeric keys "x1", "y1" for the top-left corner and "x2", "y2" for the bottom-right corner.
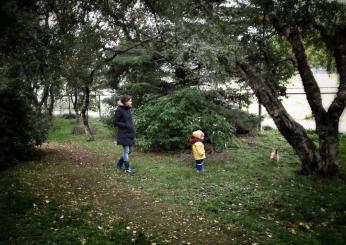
[{"x1": 120, "y1": 95, "x2": 132, "y2": 104}]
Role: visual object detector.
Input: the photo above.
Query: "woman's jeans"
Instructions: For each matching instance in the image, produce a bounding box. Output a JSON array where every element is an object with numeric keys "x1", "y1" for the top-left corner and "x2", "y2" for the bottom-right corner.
[
  {"x1": 117, "y1": 145, "x2": 133, "y2": 170},
  {"x1": 122, "y1": 145, "x2": 133, "y2": 162}
]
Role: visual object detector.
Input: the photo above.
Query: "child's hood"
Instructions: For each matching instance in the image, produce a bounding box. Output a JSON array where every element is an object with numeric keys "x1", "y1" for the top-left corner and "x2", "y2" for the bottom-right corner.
[{"x1": 192, "y1": 130, "x2": 204, "y2": 139}]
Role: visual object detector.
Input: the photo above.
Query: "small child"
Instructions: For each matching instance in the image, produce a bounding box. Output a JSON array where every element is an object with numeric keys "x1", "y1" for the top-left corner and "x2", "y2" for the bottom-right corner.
[{"x1": 189, "y1": 130, "x2": 206, "y2": 172}]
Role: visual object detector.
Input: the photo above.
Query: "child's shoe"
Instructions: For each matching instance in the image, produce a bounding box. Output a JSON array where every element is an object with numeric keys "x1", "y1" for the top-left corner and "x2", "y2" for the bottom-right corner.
[{"x1": 196, "y1": 163, "x2": 206, "y2": 173}]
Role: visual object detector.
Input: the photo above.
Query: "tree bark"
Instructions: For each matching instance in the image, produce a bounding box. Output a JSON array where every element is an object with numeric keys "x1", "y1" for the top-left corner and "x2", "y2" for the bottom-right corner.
[
  {"x1": 68, "y1": 95, "x2": 71, "y2": 116},
  {"x1": 285, "y1": 31, "x2": 340, "y2": 175},
  {"x1": 71, "y1": 90, "x2": 80, "y2": 123},
  {"x1": 317, "y1": 119, "x2": 340, "y2": 176},
  {"x1": 237, "y1": 62, "x2": 321, "y2": 175},
  {"x1": 47, "y1": 85, "x2": 55, "y2": 119},
  {"x1": 269, "y1": 15, "x2": 326, "y2": 120},
  {"x1": 268, "y1": 14, "x2": 343, "y2": 177},
  {"x1": 318, "y1": 37, "x2": 346, "y2": 176},
  {"x1": 329, "y1": 37, "x2": 346, "y2": 120},
  {"x1": 31, "y1": 83, "x2": 50, "y2": 115},
  {"x1": 81, "y1": 85, "x2": 94, "y2": 141}
]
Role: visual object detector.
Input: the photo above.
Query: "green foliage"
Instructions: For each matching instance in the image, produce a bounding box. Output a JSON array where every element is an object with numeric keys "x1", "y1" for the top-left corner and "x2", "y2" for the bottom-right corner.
[
  {"x1": 134, "y1": 89, "x2": 257, "y2": 151},
  {"x1": 262, "y1": 125, "x2": 273, "y2": 131},
  {"x1": 107, "y1": 46, "x2": 171, "y2": 106},
  {"x1": 28, "y1": 115, "x2": 50, "y2": 146},
  {"x1": 0, "y1": 75, "x2": 49, "y2": 167},
  {"x1": 100, "y1": 114, "x2": 114, "y2": 129},
  {"x1": 207, "y1": 102, "x2": 259, "y2": 134},
  {"x1": 61, "y1": 113, "x2": 77, "y2": 119},
  {"x1": 229, "y1": 109, "x2": 259, "y2": 134}
]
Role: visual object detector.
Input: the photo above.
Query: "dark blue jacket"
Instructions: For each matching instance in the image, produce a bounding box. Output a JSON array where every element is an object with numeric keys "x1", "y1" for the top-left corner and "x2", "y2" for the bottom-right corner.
[{"x1": 113, "y1": 105, "x2": 135, "y2": 146}]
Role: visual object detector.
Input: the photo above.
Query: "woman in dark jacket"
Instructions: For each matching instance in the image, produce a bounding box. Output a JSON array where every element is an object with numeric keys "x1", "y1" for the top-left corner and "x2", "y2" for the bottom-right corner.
[{"x1": 113, "y1": 95, "x2": 136, "y2": 174}]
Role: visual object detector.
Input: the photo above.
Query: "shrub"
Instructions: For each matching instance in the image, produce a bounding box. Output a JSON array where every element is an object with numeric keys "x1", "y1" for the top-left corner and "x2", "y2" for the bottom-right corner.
[
  {"x1": 28, "y1": 115, "x2": 50, "y2": 145},
  {"x1": 100, "y1": 114, "x2": 114, "y2": 128},
  {"x1": 134, "y1": 89, "x2": 253, "y2": 151},
  {"x1": 262, "y1": 125, "x2": 273, "y2": 131},
  {"x1": 102, "y1": 88, "x2": 259, "y2": 152},
  {"x1": 0, "y1": 76, "x2": 49, "y2": 168},
  {"x1": 217, "y1": 107, "x2": 259, "y2": 134},
  {"x1": 62, "y1": 113, "x2": 77, "y2": 119}
]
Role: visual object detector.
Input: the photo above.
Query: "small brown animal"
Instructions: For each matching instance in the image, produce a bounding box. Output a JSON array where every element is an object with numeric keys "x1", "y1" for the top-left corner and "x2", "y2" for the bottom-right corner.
[{"x1": 270, "y1": 148, "x2": 280, "y2": 162}]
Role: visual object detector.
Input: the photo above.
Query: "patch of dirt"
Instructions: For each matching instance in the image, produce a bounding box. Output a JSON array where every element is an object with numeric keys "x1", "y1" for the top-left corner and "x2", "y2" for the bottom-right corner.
[
  {"x1": 235, "y1": 133, "x2": 254, "y2": 144},
  {"x1": 26, "y1": 142, "x2": 232, "y2": 244}
]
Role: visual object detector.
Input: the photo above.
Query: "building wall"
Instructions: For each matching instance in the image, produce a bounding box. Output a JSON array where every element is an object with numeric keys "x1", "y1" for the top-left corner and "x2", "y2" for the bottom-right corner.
[{"x1": 248, "y1": 72, "x2": 346, "y2": 132}]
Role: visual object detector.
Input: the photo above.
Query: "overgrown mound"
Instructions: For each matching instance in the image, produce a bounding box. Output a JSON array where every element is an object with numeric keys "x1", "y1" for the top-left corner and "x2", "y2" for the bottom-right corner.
[
  {"x1": 0, "y1": 76, "x2": 49, "y2": 168},
  {"x1": 134, "y1": 89, "x2": 258, "y2": 151}
]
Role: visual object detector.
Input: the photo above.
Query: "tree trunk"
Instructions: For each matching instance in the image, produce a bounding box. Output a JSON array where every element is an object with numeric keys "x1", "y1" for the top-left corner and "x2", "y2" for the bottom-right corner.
[
  {"x1": 282, "y1": 27, "x2": 342, "y2": 176},
  {"x1": 317, "y1": 35, "x2": 346, "y2": 176},
  {"x1": 68, "y1": 95, "x2": 71, "y2": 116},
  {"x1": 316, "y1": 116, "x2": 340, "y2": 176},
  {"x1": 238, "y1": 62, "x2": 321, "y2": 175},
  {"x1": 43, "y1": 98, "x2": 48, "y2": 114},
  {"x1": 31, "y1": 83, "x2": 50, "y2": 115},
  {"x1": 98, "y1": 94, "x2": 101, "y2": 118},
  {"x1": 81, "y1": 85, "x2": 94, "y2": 141},
  {"x1": 268, "y1": 14, "x2": 343, "y2": 177},
  {"x1": 71, "y1": 90, "x2": 80, "y2": 123},
  {"x1": 47, "y1": 85, "x2": 55, "y2": 119}
]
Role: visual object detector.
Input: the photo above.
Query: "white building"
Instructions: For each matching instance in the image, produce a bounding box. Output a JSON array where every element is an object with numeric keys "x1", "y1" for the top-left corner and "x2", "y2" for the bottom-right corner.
[{"x1": 248, "y1": 70, "x2": 346, "y2": 132}]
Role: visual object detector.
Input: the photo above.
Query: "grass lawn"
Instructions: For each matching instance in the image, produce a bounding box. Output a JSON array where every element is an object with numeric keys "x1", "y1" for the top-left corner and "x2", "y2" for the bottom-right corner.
[{"x1": 1, "y1": 117, "x2": 345, "y2": 244}]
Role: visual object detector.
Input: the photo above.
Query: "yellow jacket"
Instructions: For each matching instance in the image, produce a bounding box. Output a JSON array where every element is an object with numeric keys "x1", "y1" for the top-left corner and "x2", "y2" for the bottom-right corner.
[{"x1": 191, "y1": 130, "x2": 206, "y2": 160}]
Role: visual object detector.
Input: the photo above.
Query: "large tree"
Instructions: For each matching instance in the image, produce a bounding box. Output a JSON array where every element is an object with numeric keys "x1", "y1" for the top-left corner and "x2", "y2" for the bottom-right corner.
[
  {"x1": 0, "y1": 0, "x2": 58, "y2": 163},
  {"x1": 209, "y1": 0, "x2": 346, "y2": 176},
  {"x1": 62, "y1": 23, "x2": 105, "y2": 140},
  {"x1": 142, "y1": 0, "x2": 346, "y2": 176},
  {"x1": 102, "y1": 0, "x2": 251, "y2": 108}
]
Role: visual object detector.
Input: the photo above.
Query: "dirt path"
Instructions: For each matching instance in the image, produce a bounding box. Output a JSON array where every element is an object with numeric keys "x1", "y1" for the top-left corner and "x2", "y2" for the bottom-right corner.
[{"x1": 22, "y1": 142, "x2": 231, "y2": 244}]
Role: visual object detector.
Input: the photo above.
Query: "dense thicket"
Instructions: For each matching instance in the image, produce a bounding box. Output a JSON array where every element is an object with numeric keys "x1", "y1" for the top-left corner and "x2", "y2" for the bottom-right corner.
[
  {"x1": 0, "y1": 76, "x2": 49, "y2": 168},
  {"x1": 133, "y1": 89, "x2": 257, "y2": 151}
]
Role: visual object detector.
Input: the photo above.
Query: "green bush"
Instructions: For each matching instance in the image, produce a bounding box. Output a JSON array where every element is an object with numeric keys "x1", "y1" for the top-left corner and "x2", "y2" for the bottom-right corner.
[
  {"x1": 216, "y1": 107, "x2": 259, "y2": 134},
  {"x1": 61, "y1": 113, "x2": 77, "y2": 119},
  {"x1": 102, "y1": 88, "x2": 258, "y2": 151},
  {"x1": 262, "y1": 125, "x2": 273, "y2": 131},
  {"x1": 134, "y1": 89, "x2": 252, "y2": 151},
  {"x1": 100, "y1": 113, "x2": 114, "y2": 128},
  {"x1": 0, "y1": 76, "x2": 49, "y2": 168}
]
